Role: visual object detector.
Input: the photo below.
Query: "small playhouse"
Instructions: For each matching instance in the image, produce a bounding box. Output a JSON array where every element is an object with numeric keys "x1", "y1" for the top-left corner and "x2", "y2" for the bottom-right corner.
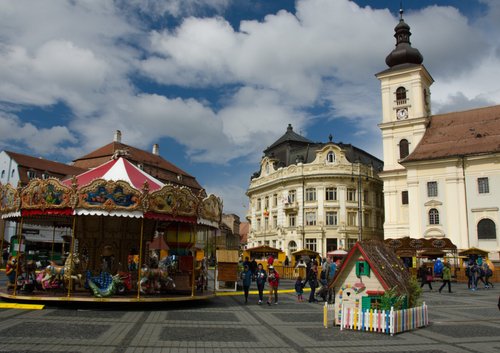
[{"x1": 327, "y1": 240, "x2": 427, "y2": 334}]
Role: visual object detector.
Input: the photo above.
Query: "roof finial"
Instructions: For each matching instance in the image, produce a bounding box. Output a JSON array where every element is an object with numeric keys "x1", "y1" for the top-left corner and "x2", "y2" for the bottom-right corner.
[{"x1": 399, "y1": 1, "x2": 404, "y2": 20}]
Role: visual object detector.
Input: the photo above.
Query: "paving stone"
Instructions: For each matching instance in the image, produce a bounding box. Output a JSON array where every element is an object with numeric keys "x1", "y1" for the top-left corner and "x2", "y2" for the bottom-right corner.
[
  {"x1": 166, "y1": 312, "x2": 238, "y2": 322},
  {"x1": 273, "y1": 312, "x2": 323, "y2": 322},
  {"x1": 0, "y1": 322, "x2": 110, "y2": 339},
  {"x1": 426, "y1": 324, "x2": 500, "y2": 338},
  {"x1": 159, "y1": 327, "x2": 256, "y2": 342},
  {"x1": 45, "y1": 309, "x2": 126, "y2": 319}
]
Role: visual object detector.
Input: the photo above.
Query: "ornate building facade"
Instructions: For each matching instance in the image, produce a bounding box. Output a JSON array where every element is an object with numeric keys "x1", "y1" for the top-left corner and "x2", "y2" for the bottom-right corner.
[
  {"x1": 377, "y1": 10, "x2": 500, "y2": 259},
  {"x1": 246, "y1": 125, "x2": 384, "y2": 257}
]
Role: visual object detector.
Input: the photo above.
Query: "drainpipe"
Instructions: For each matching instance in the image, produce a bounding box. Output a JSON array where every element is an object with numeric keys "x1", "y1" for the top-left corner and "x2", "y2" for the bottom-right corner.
[{"x1": 461, "y1": 156, "x2": 470, "y2": 248}]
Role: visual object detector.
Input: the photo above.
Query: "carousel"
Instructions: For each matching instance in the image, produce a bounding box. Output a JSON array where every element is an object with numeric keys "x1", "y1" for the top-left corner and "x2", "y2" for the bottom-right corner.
[{"x1": 0, "y1": 156, "x2": 223, "y2": 303}]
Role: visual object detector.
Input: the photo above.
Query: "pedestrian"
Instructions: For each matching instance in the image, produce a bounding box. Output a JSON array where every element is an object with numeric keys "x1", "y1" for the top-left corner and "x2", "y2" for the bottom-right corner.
[
  {"x1": 438, "y1": 262, "x2": 452, "y2": 293},
  {"x1": 475, "y1": 263, "x2": 487, "y2": 288},
  {"x1": 307, "y1": 262, "x2": 319, "y2": 303},
  {"x1": 255, "y1": 263, "x2": 267, "y2": 304},
  {"x1": 267, "y1": 254, "x2": 274, "y2": 267},
  {"x1": 469, "y1": 262, "x2": 479, "y2": 291},
  {"x1": 295, "y1": 276, "x2": 305, "y2": 302},
  {"x1": 284, "y1": 256, "x2": 290, "y2": 267},
  {"x1": 240, "y1": 265, "x2": 252, "y2": 303},
  {"x1": 250, "y1": 258, "x2": 258, "y2": 277},
  {"x1": 466, "y1": 262, "x2": 474, "y2": 290},
  {"x1": 419, "y1": 265, "x2": 433, "y2": 291},
  {"x1": 267, "y1": 265, "x2": 280, "y2": 305},
  {"x1": 327, "y1": 258, "x2": 338, "y2": 303},
  {"x1": 483, "y1": 263, "x2": 494, "y2": 288},
  {"x1": 242, "y1": 256, "x2": 251, "y2": 269}
]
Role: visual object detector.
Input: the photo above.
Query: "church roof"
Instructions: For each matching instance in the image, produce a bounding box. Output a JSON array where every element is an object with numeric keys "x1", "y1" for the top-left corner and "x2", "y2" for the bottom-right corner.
[
  {"x1": 403, "y1": 105, "x2": 500, "y2": 163},
  {"x1": 264, "y1": 124, "x2": 313, "y2": 153},
  {"x1": 385, "y1": 9, "x2": 423, "y2": 68}
]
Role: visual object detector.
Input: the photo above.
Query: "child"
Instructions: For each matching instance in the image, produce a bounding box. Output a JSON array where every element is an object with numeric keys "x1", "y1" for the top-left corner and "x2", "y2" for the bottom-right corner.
[
  {"x1": 240, "y1": 264, "x2": 252, "y2": 303},
  {"x1": 267, "y1": 265, "x2": 280, "y2": 305},
  {"x1": 295, "y1": 276, "x2": 305, "y2": 302}
]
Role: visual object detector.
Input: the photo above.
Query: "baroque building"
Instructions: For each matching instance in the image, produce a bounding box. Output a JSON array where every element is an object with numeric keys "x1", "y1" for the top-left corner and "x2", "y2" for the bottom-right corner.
[
  {"x1": 246, "y1": 125, "x2": 384, "y2": 257},
  {"x1": 377, "y1": 10, "x2": 500, "y2": 259}
]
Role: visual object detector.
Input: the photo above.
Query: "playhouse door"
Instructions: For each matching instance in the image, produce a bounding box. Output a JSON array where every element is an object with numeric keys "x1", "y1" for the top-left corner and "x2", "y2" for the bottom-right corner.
[{"x1": 337, "y1": 287, "x2": 358, "y2": 325}]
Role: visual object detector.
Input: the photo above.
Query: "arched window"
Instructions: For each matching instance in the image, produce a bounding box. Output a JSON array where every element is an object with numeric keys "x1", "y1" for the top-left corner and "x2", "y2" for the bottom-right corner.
[
  {"x1": 477, "y1": 219, "x2": 496, "y2": 239},
  {"x1": 399, "y1": 139, "x2": 409, "y2": 159},
  {"x1": 429, "y1": 208, "x2": 439, "y2": 225},
  {"x1": 326, "y1": 152, "x2": 335, "y2": 163},
  {"x1": 396, "y1": 86, "x2": 407, "y2": 104},
  {"x1": 288, "y1": 240, "x2": 297, "y2": 253}
]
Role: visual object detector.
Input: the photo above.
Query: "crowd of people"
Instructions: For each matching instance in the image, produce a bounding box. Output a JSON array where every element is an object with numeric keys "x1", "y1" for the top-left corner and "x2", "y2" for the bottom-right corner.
[{"x1": 240, "y1": 255, "x2": 340, "y2": 305}]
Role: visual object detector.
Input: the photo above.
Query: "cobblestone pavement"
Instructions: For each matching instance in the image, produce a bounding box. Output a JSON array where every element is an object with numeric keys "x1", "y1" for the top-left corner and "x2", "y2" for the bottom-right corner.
[{"x1": 0, "y1": 281, "x2": 498, "y2": 353}]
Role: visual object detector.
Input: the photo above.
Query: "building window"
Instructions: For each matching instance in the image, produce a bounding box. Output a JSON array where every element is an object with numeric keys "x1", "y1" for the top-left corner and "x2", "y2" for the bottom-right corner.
[
  {"x1": 402, "y1": 191, "x2": 409, "y2": 205},
  {"x1": 273, "y1": 194, "x2": 278, "y2": 207},
  {"x1": 288, "y1": 214, "x2": 296, "y2": 227},
  {"x1": 364, "y1": 212, "x2": 370, "y2": 227},
  {"x1": 305, "y1": 188, "x2": 316, "y2": 201},
  {"x1": 273, "y1": 215, "x2": 277, "y2": 228},
  {"x1": 363, "y1": 190, "x2": 369, "y2": 204},
  {"x1": 396, "y1": 86, "x2": 407, "y2": 104},
  {"x1": 256, "y1": 198, "x2": 261, "y2": 211},
  {"x1": 264, "y1": 196, "x2": 269, "y2": 209},
  {"x1": 326, "y1": 211, "x2": 338, "y2": 226},
  {"x1": 41, "y1": 173, "x2": 49, "y2": 179},
  {"x1": 347, "y1": 188, "x2": 356, "y2": 201},
  {"x1": 256, "y1": 218, "x2": 261, "y2": 231},
  {"x1": 478, "y1": 177, "x2": 489, "y2": 194},
  {"x1": 427, "y1": 181, "x2": 438, "y2": 197},
  {"x1": 325, "y1": 187, "x2": 337, "y2": 201},
  {"x1": 288, "y1": 241, "x2": 297, "y2": 253},
  {"x1": 288, "y1": 190, "x2": 296, "y2": 203},
  {"x1": 347, "y1": 238, "x2": 357, "y2": 250},
  {"x1": 264, "y1": 217, "x2": 269, "y2": 230},
  {"x1": 1, "y1": 170, "x2": 4, "y2": 178},
  {"x1": 305, "y1": 238, "x2": 317, "y2": 252},
  {"x1": 11, "y1": 169, "x2": 15, "y2": 177},
  {"x1": 27, "y1": 170, "x2": 37, "y2": 179},
  {"x1": 347, "y1": 212, "x2": 357, "y2": 226},
  {"x1": 326, "y1": 152, "x2": 335, "y2": 163},
  {"x1": 305, "y1": 212, "x2": 316, "y2": 226},
  {"x1": 477, "y1": 218, "x2": 496, "y2": 239},
  {"x1": 399, "y1": 139, "x2": 409, "y2": 159},
  {"x1": 429, "y1": 208, "x2": 439, "y2": 225}
]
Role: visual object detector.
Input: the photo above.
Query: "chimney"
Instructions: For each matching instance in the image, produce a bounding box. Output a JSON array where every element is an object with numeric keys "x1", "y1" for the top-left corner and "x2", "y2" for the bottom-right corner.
[
  {"x1": 152, "y1": 143, "x2": 159, "y2": 155},
  {"x1": 114, "y1": 130, "x2": 122, "y2": 143}
]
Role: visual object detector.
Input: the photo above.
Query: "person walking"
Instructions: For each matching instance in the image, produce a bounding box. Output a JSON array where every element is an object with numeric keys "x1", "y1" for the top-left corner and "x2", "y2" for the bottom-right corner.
[
  {"x1": 438, "y1": 262, "x2": 452, "y2": 293},
  {"x1": 307, "y1": 262, "x2": 319, "y2": 303},
  {"x1": 240, "y1": 265, "x2": 253, "y2": 303},
  {"x1": 419, "y1": 265, "x2": 433, "y2": 291},
  {"x1": 255, "y1": 263, "x2": 267, "y2": 304},
  {"x1": 295, "y1": 276, "x2": 305, "y2": 302},
  {"x1": 483, "y1": 263, "x2": 494, "y2": 289},
  {"x1": 326, "y1": 258, "x2": 338, "y2": 303},
  {"x1": 267, "y1": 265, "x2": 280, "y2": 305}
]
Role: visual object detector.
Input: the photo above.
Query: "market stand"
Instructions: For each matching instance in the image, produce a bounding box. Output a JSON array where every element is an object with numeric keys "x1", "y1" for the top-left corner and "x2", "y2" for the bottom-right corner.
[{"x1": 0, "y1": 156, "x2": 223, "y2": 303}]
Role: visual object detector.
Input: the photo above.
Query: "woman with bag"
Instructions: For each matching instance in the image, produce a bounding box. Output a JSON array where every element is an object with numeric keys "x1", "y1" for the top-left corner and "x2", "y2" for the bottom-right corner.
[
  {"x1": 307, "y1": 262, "x2": 319, "y2": 303},
  {"x1": 419, "y1": 265, "x2": 433, "y2": 291},
  {"x1": 255, "y1": 263, "x2": 267, "y2": 305}
]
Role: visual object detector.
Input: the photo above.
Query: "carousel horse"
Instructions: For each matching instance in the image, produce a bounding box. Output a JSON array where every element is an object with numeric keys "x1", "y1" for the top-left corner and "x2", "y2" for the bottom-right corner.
[
  {"x1": 85, "y1": 270, "x2": 132, "y2": 296},
  {"x1": 39, "y1": 253, "x2": 84, "y2": 289},
  {"x1": 5, "y1": 256, "x2": 18, "y2": 289},
  {"x1": 139, "y1": 255, "x2": 177, "y2": 293}
]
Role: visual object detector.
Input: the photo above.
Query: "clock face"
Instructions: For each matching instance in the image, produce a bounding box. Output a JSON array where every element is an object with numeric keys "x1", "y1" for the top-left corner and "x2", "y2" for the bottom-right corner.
[{"x1": 397, "y1": 108, "x2": 408, "y2": 120}]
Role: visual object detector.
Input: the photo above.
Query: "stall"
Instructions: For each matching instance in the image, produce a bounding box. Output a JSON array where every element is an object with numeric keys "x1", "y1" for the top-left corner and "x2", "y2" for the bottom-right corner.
[
  {"x1": 0, "y1": 156, "x2": 223, "y2": 303},
  {"x1": 242, "y1": 245, "x2": 285, "y2": 269}
]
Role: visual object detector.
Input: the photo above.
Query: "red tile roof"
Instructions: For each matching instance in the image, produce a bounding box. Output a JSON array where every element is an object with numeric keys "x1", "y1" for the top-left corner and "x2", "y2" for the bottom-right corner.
[
  {"x1": 5, "y1": 151, "x2": 86, "y2": 185},
  {"x1": 403, "y1": 105, "x2": 500, "y2": 163},
  {"x1": 72, "y1": 141, "x2": 203, "y2": 192}
]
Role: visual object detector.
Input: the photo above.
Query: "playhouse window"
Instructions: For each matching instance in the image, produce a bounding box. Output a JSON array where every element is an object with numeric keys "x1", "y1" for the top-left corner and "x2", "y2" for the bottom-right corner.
[
  {"x1": 356, "y1": 261, "x2": 370, "y2": 277},
  {"x1": 361, "y1": 296, "x2": 381, "y2": 311}
]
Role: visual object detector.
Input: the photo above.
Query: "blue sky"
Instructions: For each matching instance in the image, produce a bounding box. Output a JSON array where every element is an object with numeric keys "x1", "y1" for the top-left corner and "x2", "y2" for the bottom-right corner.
[{"x1": 1, "y1": 0, "x2": 499, "y2": 219}]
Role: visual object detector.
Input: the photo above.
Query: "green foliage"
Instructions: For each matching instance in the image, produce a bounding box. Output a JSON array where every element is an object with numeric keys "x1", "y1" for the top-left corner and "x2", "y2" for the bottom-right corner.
[
  {"x1": 407, "y1": 276, "x2": 423, "y2": 308},
  {"x1": 380, "y1": 286, "x2": 406, "y2": 311}
]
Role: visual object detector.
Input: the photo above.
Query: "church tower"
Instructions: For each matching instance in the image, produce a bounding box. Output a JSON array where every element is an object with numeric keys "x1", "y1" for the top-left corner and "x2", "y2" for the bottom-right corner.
[{"x1": 376, "y1": 8, "x2": 433, "y2": 238}]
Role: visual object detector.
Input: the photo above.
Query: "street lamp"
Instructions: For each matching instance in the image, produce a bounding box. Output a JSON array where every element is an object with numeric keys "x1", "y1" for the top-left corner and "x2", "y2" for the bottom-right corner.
[{"x1": 352, "y1": 160, "x2": 363, "y2": 242}]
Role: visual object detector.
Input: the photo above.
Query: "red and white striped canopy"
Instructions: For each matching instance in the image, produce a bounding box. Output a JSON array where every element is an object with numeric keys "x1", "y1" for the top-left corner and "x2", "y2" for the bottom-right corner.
[{"x1": 65, "y1": 157, "x2": 164, "y2": 191}]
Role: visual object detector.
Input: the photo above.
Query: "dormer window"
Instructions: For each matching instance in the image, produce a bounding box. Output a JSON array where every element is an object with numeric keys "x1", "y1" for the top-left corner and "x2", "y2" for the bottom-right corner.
[
  {"x1": 41, "y1": 173, "x2": 49, "y2": 179},
  {"x1": 265, "y1": 164, "x2": 270, "y2": 174},
  {"x1": 27, "y1": 170, "x2": 37, "y2": 179},
  {"x1": 326, "y1": 152, "x2": 335, "y2": 163},
  {"x1": 396, "y1": 86, "x2": 407, "y2": 105}
]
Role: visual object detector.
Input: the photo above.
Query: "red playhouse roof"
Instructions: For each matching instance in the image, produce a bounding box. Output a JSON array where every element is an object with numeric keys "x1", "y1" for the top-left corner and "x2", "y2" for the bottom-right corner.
[{"x1": 64, "y1": 157, "x2": 164, "y2": 191}]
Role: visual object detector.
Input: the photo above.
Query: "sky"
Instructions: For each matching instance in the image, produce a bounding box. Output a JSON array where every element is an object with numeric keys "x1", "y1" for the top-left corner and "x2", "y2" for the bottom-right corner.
[{"x1": 1, "y1": 0, "x2": 499, "y2": 219}]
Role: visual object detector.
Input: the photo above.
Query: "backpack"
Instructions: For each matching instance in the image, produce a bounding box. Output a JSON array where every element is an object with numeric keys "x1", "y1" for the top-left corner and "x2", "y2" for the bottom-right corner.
[{"x1": 320, "y1": 269, "x2": 326, "y2": 281}]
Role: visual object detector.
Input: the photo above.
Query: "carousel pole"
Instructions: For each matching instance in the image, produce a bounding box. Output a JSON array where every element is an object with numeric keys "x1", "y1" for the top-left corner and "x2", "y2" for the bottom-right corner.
[
  {"x1": 12, "y1": 217, "x2": 24, "y2": 296},
  {"x1": 50, "y1": 222, "x2": 56, "y2": 262},
  {"x1": 136, "y1": 217, "x2": 145, "y2": 300},
  {"x1": 66, "y1": 216, "x2": 77, "y2": 298},
  {"x1": 191, "y1": 225, "x2": 196, "y2": 297},
  {"x1": 0, "y1": 220, "x2": 5, "y2": 268}
]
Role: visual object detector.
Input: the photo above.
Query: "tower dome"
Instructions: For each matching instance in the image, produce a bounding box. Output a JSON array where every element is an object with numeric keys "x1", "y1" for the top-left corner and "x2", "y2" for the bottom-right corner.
[{"x1": 385, "y1": 9, "x2": 423, "y2": 68}]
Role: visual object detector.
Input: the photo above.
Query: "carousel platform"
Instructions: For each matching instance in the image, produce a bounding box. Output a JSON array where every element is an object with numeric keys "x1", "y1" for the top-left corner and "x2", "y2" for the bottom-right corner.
[{"x1": 0, "y1": 272, "x2": 215, "y2": 304}]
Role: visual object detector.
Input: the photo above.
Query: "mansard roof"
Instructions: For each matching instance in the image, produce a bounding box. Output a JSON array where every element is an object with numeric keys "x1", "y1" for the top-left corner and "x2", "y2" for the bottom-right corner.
[
  {"x1": 403, "y1": 105, "x2": 500, "y2": 163},
  {"x1": 264, "y1": 124, "x2": 313, "y2": 154}
]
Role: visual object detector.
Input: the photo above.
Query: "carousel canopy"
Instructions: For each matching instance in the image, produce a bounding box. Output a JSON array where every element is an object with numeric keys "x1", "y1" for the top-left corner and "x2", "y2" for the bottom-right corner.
[{"x1": 63, "y1": 157, "x2": 164, "y2": 191}]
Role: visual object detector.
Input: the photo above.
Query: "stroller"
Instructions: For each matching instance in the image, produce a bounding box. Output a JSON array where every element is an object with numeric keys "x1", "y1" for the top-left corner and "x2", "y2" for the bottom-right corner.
[{"x1": 315, "y1": 269, "x2": 329, "y2": 302}]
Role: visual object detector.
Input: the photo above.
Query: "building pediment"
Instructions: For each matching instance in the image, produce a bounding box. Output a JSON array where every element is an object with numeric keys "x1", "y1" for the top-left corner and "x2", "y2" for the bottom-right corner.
[{"x1": 424, "y1": 199, "x2": 442, "y2": 207}]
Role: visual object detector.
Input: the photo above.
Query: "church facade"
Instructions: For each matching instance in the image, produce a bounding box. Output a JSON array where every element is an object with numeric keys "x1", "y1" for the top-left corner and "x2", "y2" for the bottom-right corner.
[{"x1": 377, "y1": 11, "x2": 500, "y2": 259}]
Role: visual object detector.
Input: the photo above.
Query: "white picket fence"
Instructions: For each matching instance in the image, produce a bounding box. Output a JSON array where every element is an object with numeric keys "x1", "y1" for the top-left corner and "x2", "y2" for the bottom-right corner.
[{"x1": 324, "y1": 302, "x2": 428, "y2": 335}]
